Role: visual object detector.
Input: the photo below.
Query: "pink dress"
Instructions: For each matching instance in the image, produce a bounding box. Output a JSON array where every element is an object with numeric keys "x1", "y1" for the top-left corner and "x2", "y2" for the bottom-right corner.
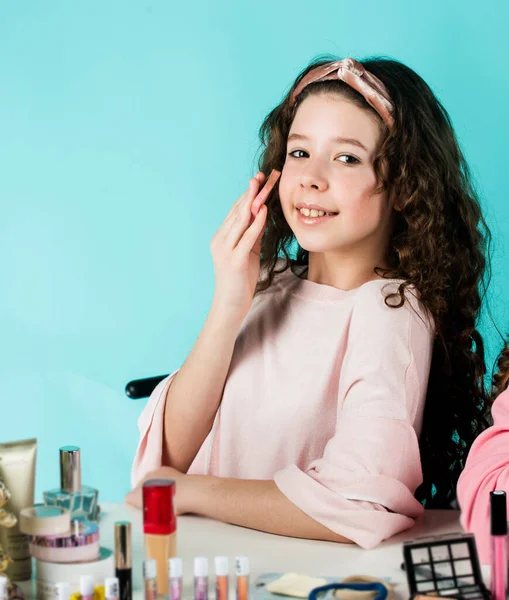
[
  {"x1": 457, "y1": 387, "x2": 509, "y2": 563},
  {"x1": 131, "y1": 269, "x2": 434, "y2": 548}
]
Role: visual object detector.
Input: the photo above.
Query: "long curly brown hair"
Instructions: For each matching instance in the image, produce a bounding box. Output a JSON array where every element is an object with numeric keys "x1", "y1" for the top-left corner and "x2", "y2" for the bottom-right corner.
[
  {"x1": 493, "y1": 340, "x2": 509, "y2": 398},
  {"x1": 254, "y1": 55, "x2": 492, "y2": 508}
]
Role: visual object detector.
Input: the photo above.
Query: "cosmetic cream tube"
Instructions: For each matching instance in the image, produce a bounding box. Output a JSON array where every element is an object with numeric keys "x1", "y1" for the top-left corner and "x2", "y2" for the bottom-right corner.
[
  {"x1": 143, "y1": 559, "x2": 158, "y2": 600},
  {"x1": 490, "y1": 491, "x2": 508, "y2": 600},
  {"x1": 80, "y1": 575, "x2": 95, "y2": 600},
  {"x1": 54, "y1": 582, "x2": 70, "y2": 600},
  {"x1": 0, "y1": 438, "x2": 37, "y2": 581},
  {"x1": 142, "y1": 479, "x2": 177, "y2": 596},
  {"x1": 215, "y1": 556, "x2": 229, "y2": 600},
  {"x1": 235, "y1": 557, "x2": 249, "y2": 600},
  {"x1": 115, "y1": 521, "x2": 132, "y2": 600},
  {"x1": 105, "y1": 576, "x2": 120, "y2": 600},
  {"x1": 194, "y1": 557, "x2": 209, "y2": 600},
  {"x1": 169, "y1": 557, "x2": 183, "y2": 600},
  {"x1": 0, "y1": 575, "x2": 8, "y2": 600}
]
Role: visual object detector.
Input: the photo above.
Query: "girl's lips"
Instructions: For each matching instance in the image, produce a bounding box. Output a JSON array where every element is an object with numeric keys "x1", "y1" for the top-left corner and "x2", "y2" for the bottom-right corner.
[{"x1": 295, "y1": 207, "x2": 338, "y2": 226}]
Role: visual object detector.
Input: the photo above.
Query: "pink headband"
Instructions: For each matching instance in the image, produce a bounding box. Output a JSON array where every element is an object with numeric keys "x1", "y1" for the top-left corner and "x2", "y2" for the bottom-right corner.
[{"x1": 291, "y1": 58, "x2": 394, "y2": 128}]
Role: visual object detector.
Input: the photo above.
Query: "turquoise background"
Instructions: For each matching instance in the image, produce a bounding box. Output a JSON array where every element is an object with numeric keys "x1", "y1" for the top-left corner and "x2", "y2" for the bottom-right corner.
[{"x1": 1, "y1": 1, "x2": 508, "y2": 502}]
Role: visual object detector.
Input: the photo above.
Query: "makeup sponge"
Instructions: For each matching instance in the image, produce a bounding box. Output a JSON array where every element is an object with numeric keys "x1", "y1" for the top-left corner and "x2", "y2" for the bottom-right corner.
[{"x1": 266, "y1": 573, "x2": 328, "y2": 597}]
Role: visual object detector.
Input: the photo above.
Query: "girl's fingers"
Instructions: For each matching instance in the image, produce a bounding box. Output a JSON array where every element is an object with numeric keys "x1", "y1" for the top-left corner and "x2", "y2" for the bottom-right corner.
[
  {"x1": 236, "y1": 205, "x2": 267, "y2": 256},
  {"x1": 215, "y1": 172, "x2": 266, "y2": 246},
  {"x1": 223, "y1": 189, "x2": 256, "y2": 249},
  {"x1": 252, "y1": 211, "x2": 267, "y2": 255},
  {"x1": 251, "y1": 170, "x2": 281, "y2": 217},
  {"x1": 217, "y1": 181, "x2": 256, "y2": 242},
  {"x1": 225, "y1": 173, "x2": 265, "y2": 227},
  {"x1": 222, "y1": 176, "x2": 264, "y2": 248}
]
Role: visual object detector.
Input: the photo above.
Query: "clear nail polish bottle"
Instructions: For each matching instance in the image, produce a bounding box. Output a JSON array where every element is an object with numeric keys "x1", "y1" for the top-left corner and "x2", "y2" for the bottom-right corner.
[{"x1": 43, "y1": 446, "x2": 99, "y2": 522}]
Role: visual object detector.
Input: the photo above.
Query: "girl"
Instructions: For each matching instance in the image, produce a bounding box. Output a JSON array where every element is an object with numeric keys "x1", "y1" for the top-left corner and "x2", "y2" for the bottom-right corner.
[
  {"x1": 126, "y1": 56, "x2": 491, "y2": 548},
  {"x1": 457, "y1": 340, "x2": 509, "y2": 563}
]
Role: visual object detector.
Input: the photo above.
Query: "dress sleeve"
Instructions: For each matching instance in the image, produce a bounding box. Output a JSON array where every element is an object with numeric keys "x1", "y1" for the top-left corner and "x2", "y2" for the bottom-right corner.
[
  {"x1": 274, "y1": 284, "x2": 434, "y2": 548},
  {"x1": 457, "y1": 388, "x2": 509, "y2": 564},
  {"x1": 130, "y1": 370, "x2": 179, "y2": 488}
]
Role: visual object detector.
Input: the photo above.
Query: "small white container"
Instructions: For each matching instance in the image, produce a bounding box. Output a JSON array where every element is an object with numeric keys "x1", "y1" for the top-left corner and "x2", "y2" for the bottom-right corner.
[
  {"x1": 19, "y1": 505, "x2": 70, "y2": 536},
  {"x1": 35, "y1": 547, "x2": 114, "y2": 600}
]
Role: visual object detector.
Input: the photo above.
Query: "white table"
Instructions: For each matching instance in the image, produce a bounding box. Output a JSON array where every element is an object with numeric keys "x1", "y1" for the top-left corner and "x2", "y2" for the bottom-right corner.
[{"x1": 18, "y1": 503, "x2": 489, "y2": 600}]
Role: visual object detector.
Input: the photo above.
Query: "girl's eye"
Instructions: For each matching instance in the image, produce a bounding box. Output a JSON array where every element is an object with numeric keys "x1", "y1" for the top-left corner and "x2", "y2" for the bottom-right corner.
[
  {"x1": 288, "y1": 149, "x2": 308, "y2": 159},
  {"x1": 337, "y1": 155, "x2": 360, "y2": 165},
  {"x1": 287, "y1": 150, "x2": 360, "y2": 165}
]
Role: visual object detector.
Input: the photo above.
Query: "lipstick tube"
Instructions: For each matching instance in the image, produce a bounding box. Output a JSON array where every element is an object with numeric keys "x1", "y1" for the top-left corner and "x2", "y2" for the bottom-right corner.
[
  {"x1": 0, "y1": 575, "x2": 9, "y2": 600},
  {"x1": 105, "y1": 576, "x2": 120, "y2": 600},
  {"x1": 235, "y1": 556, "x2": 249, "y2": 600},
  {"x1": 143, "y1": 479, "x2": 177, "y2": 596},
  {"x1": 194, "y1": 557, "x2": 209, "y2": 600},
  {"x1": 80, "y1": 575, "x2": 95, "y2": 600},
  {"x1": 490, "y1": 491, "x2": 508, "y2": 600},
  {"x1": 54, "y1": 582, "x2": 70, "y2": 600},
  {"x1": 115, "y1": 521, "x2": 132, "y2": 600},
  {"x1": 143, "y1": 558, "x2": 158, "y2": 600},
  {"x1": 169, "y1": 557, "x2": 183, "y2": 600},
  {"x1": 0, "y1": 576, "x2": 8, "y2": 600},
  {"x1": 215, "y1": 556, "x2": 229, "y2": 600}
]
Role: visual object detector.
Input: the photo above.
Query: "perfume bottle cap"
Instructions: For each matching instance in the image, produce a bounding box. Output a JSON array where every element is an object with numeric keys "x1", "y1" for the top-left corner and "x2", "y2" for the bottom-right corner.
[
  {"x1": 59, "y1": 446, "x2": 82, "y2": 492},
  {"x1": 114, "y1": 521, "x2": 132, "y2": 569},
  {"x1": 490, "y1": 490, "x2": 508, "y2": 535},
  {"x1": 142, "y1": 479, "x2": 176, "y2": 535}
]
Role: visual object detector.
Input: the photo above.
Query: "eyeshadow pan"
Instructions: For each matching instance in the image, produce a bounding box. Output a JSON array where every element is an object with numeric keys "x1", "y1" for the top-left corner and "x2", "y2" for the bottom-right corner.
[
  {"x1": 431, "y1": 545, "x2": 450, "y2": 562},
  {"x1": 412, "y1": 548, "x2": 431, "y2": 564},
  {"x1": 435, "y1": 562, "x2": 453, "y2": 578},
  {"x1": 454, "y1": 559, "x2": 473, "y2": 576},
  {"x1": 436, "y1": 578, "x2": 456, "y2": 589},
  {"x1": 451, "y1": 542, "x2": 470, "y2": 559},
  {"x1": 417, "y1": 581, "x2": 436, "y2": 592}
]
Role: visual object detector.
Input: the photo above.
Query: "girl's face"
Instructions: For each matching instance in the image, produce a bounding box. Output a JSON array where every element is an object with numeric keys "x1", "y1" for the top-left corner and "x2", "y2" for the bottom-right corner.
[{"x1": 279, "y1": 93, "x2": 394, "y2": 261}]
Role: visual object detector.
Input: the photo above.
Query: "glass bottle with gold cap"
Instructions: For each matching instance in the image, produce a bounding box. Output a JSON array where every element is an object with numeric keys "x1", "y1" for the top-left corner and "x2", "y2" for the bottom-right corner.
[{"x1": 43, "y1": 446, "x2": 99, "y2": 521}]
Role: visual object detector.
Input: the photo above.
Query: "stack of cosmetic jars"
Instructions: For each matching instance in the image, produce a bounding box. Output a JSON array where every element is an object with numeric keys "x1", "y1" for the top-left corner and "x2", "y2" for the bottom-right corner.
[{"x1": 19, "y1": 446, "x2": 113, "y2": 599}]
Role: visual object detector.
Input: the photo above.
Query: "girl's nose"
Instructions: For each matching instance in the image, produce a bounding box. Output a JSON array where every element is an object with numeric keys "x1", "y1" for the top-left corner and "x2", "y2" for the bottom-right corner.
[{"x1": 299, "y1": 170, "x2": 329, "y2": 192}]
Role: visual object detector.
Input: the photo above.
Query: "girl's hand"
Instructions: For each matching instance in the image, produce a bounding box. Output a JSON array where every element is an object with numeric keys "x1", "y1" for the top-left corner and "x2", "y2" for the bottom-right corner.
[
  {"x1": 210, "y1": 172, "x2": 269, "y2": 322},
  {"x1": 124, "y1": 467, "x2": 206, "y2": 516}
]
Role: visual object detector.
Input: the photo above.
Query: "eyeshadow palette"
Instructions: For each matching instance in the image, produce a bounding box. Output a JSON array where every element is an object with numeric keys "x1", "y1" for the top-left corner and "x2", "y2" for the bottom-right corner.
[{"x1": 402, "y1": 532, "x2": 489, "y2": 600}]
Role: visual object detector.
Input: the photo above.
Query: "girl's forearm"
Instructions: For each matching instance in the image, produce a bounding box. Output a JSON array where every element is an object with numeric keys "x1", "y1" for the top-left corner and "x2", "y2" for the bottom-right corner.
[
  {"x1": 186, "y1": 475, "x2": 352, "y2": 543},
  {"x1": 163, "y1": 300, "x2": 244, "y2": 473}
]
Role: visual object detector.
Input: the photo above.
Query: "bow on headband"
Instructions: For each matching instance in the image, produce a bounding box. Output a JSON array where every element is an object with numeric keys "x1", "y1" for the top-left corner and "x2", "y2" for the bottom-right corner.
[{"x1": 291, "y1": 58, "x2": 394, "y2": 128}]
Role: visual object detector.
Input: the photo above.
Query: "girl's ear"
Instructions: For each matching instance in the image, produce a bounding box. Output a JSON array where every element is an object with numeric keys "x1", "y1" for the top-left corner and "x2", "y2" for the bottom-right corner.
[
  {"x1": 390, "y1": 191, "x2": 403, "y2": 212},
  {"x1": 387, "y1": 182, "x2": 403, "y2": 212}
]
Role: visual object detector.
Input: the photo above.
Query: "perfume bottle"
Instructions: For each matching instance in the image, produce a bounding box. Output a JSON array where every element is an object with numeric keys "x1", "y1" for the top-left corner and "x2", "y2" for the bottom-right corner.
[{"x1": 43, "y1": 446, "x2": 99, "y2": 522}]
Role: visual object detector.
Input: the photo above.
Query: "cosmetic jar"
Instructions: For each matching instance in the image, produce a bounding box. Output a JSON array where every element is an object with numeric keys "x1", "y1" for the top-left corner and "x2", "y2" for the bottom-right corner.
[{"x1": 29, "y1": 520, "x2": 99, "y2": 563}]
